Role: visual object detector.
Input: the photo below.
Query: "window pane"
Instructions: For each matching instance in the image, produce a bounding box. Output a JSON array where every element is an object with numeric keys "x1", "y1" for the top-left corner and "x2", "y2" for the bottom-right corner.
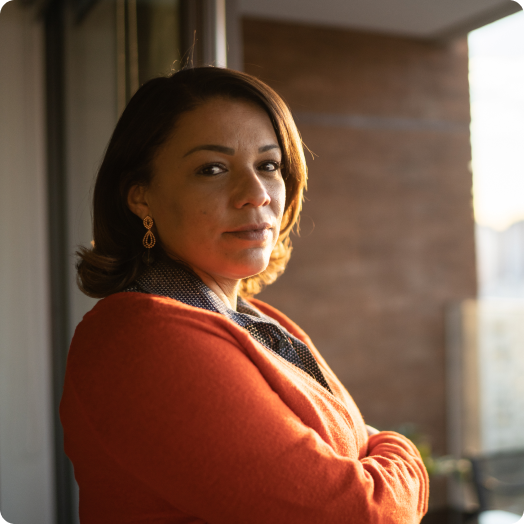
[{"x1": 137, "y1": 0, "x2": 181, "y2": 84}]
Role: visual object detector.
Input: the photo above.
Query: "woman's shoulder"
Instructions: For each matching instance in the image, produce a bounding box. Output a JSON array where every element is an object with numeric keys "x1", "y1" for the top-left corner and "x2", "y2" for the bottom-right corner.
[
  {"x1": 69, "y1": 292, "x2": 246, "y2": 367},
  {"x1": 81, "y1": 290, "x2": 223, "y2": 327}
]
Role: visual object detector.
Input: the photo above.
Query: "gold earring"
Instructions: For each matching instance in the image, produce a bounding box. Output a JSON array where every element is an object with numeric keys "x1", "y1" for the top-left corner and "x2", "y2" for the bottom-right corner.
[{"x1": 142, "y1": 216, "x2": 156, "y2": 249}]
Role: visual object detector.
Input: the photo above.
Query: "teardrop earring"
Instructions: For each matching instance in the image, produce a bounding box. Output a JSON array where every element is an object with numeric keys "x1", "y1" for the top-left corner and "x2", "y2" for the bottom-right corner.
[
  {"x1": 142, "y1": 215, "x2": 156, "y2": 263},
  {"x1": 142, "y1": 216, "x2": 156, "y2": 248}
]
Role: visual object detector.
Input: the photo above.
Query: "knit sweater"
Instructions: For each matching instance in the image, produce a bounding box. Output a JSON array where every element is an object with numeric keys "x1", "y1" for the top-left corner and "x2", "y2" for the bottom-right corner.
[{"x1": 60, "y1": 292, "x2": 429, "y2": 524}]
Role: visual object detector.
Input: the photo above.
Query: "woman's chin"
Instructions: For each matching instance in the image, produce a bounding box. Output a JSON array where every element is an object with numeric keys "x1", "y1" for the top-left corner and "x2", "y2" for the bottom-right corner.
[
  {"x1": 228, "y1": 266, "x2": 268, "y2": 281},
  {"x1": 183, "y1": 248, "x2": 272, "y2": 283},
  {"x1": 221, "y1": 258, "x2": 271, "y2": 281}
]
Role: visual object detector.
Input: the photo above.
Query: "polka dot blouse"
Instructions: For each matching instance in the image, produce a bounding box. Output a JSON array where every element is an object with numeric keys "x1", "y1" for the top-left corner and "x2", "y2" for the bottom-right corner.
[{"x1": 124, "y1": 259, "x2": 333, "y2": 394}]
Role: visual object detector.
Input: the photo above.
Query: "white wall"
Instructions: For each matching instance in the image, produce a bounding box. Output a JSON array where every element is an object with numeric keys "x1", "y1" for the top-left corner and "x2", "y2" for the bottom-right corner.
[
  {"x1": 0, "y1": 4, "x2": 55, "y2": 523},
  {"x1": 64, "y1": 1, "x2": 117, "y2": 336},
  {"x1": 63, "y1": 4, "x2": 118, "y2": 519}
]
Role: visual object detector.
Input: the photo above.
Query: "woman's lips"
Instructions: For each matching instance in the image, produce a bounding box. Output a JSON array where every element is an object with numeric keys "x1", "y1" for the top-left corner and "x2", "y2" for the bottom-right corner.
[
  {"x1": 226, "y1": 229, "x2": 271, "y2": 241},
  {"x1": 224, "y1": 223, "x2": 272, "y2": 242}
]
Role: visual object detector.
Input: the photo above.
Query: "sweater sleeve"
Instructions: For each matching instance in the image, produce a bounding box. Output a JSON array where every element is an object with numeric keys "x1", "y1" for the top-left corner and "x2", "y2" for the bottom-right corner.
[{"x1": 62, "y1": 294, "x2": 428, "y2": 524}]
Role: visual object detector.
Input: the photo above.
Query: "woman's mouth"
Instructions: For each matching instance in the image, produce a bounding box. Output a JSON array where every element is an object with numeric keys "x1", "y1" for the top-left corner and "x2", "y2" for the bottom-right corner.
[{"x1": 225, "y1": 223, "x2": 273, "y2": 241}]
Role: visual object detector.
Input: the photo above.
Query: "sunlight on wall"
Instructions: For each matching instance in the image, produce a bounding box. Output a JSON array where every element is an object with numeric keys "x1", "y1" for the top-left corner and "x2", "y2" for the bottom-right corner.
[{"x1": 469, "y1": 10, "x2": 524, "y2": 231}]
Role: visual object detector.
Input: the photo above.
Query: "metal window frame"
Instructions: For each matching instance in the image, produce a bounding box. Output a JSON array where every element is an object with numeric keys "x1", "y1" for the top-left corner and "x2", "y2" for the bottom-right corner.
[{"x1": 44, "y1": 0, "x2": 76, "y2": 522}]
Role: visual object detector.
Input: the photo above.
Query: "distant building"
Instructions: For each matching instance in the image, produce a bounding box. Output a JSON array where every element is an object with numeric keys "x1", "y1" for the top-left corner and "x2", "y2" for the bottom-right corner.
[
  {"x1": 477, "y1": 299, "x2": 524, "y2": 452},
  {"x1": 471, "y1": 222, "x2": 524, "y2": 452},
  {"x1": 476, "y1": 221, "x2": 524, "y2": 297}
]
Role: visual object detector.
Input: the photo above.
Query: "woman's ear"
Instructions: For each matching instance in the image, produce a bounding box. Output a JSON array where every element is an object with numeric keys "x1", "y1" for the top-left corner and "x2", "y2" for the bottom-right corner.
[{"x1": 127, "y1": 184, "x2": 151, "y2": 220}]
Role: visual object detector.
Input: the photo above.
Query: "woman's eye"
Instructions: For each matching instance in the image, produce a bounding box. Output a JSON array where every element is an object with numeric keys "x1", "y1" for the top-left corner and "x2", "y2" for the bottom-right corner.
[
  {"x1": 197, "y1": 164, "x2": 226, "y2": 176},
  {"x1": 258, "y1": 161, "x2": 281, "y2": 172}
]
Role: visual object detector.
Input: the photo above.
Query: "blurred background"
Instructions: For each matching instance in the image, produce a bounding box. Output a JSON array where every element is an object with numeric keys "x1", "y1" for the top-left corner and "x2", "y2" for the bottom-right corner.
[{"x1": 1, "y1": 1, "x2": 524, "y2": 523}]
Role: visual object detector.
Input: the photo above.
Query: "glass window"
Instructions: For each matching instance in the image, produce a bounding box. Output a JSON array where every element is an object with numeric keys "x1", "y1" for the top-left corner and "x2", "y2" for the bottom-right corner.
[{"x1": 137, "y1": 0, "x2": 182, "y2": 84}]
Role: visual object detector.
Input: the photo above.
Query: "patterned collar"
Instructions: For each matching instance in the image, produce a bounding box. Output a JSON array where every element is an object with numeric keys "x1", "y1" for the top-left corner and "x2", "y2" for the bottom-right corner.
[{"x1": 124, "y1": 259, "x2": 332, "y2": 393}]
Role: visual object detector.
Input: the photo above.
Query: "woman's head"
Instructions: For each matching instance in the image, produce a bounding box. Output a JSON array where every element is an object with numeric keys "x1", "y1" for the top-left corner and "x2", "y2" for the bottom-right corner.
[{"x1": 77, "y1": 67, "x2": 307, "y2": 298}]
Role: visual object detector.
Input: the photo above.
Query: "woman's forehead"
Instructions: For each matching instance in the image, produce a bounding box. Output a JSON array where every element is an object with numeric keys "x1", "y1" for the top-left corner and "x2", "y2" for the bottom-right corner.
[
  {"x1": 180, "y1": 97, "x2": 271, "y2": 128},
  {"x1": 164, "y1": 99, "x2": 280, "y2": 155}
]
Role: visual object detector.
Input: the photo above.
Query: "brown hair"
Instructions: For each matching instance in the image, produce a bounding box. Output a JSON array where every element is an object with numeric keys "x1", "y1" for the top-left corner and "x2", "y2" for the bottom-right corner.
[{"x1": 77, "y1": 67, "x2": 307, "y2": 298}]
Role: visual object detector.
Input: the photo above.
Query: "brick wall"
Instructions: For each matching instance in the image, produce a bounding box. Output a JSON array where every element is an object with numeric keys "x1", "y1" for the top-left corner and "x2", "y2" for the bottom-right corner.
[{"x1": 244, "y1": 18, "x2": 477, "y2": 506}]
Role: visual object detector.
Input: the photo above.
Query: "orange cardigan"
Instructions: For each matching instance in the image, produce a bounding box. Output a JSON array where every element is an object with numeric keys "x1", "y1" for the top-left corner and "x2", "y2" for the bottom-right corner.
[{"x1": 60, "y1": 292, "x2": 429, "y2": 523}]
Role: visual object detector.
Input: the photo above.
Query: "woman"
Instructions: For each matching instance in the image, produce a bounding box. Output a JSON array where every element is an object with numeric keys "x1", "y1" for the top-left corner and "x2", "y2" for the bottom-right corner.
[{"x1": 60, "y1": 67, "x2": 429, "y2": 523}]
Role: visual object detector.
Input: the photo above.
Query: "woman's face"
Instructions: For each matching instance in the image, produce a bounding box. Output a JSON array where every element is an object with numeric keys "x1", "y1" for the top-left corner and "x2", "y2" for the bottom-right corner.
[{"x1": 130, "y1": 97, "x2": 286, "y2": 285}]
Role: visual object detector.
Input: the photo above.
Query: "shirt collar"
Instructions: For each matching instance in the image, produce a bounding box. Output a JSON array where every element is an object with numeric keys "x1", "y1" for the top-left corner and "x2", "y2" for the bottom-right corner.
[{"x1": 133, "y1": 259, "x2": 278, "y2": 328}]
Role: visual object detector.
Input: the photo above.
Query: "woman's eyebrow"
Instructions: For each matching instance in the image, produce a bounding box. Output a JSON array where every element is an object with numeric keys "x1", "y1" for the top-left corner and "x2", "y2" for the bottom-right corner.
[
  {"x1": 259, "y1": 144, "x2": 280, "y2": 153},
  {"x1": 183, "y1": 144, "x2": 235, "y2": 157},
  {"x1": 184, "y1": 144, "x2": 280, "y2": 157}
]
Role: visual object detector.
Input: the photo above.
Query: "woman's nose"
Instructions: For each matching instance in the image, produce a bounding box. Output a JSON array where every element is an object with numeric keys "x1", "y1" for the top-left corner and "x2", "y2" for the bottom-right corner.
[{"x1": 232, "y1": 169, "x2": 271, "y2": 209}]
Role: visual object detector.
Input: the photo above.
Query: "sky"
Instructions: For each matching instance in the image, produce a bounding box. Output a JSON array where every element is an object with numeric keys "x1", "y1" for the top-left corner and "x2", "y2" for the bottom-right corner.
[{"x1": 469, "y1": 9, "x2": 524, "y2": 231}]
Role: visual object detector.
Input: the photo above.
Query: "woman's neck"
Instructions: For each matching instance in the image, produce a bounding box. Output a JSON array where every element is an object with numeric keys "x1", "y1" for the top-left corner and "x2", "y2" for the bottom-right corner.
[
  {"x1": 163, "y1": 252, "x2": 240, "y2": 310},
  {"x1": 190, "y1": 267, "x2": 240, "y2": 311}
]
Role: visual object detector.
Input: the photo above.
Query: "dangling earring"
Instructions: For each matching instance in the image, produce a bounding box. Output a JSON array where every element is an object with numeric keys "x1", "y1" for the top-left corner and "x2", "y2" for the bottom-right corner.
[
  {"x1": 142, "y1": 216, "x2": 156, "y2": 264},
  {"x1": 142, "y1": 216, "x2": 156, "y2": 248}
]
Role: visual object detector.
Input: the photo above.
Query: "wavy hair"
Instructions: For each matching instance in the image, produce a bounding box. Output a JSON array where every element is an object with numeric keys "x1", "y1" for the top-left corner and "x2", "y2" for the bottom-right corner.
[{"x1": 77, "y1": 67, "x2": 307, "y2": 298}]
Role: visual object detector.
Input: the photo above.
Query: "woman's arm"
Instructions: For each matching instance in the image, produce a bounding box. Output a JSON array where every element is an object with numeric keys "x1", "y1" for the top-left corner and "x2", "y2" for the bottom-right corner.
[{"x1": 61, "y1": 294, "x2": 428, "y2": 524}]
